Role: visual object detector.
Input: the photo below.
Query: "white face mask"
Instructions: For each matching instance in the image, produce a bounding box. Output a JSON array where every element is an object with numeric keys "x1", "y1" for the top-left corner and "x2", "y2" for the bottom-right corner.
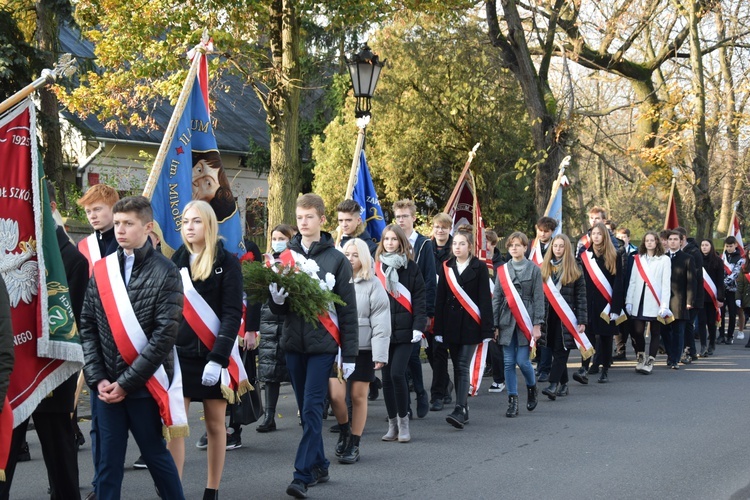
[{"x1": 272, "y1": 241, "x2": 288, "y2": 253}]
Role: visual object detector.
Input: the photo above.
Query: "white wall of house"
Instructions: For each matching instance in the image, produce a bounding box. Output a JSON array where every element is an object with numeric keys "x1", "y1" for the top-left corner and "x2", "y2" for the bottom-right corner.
[{"x1": 62, "y1": 130, "x2": 269, "y2": 230}]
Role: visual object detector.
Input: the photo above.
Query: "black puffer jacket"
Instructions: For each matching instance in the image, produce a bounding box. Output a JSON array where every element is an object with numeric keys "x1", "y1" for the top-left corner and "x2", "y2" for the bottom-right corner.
[
  {"x1": 172, "y1": 241, "x2": 243, "y2": 367},
  {"x1": 541, "y1": 266, "x2": 588, "y2": 349},
  {"x1": 257, "y1": 302, "x2": 289, "y2": 383},
  {"x1": 269, "y1": 232, "x2": 359, "y2": 362},
  {"x1": 379, "y1": 259, "x2": 428, "y2": 344},
  {"x1": 80, "y1": 242, "x2": 184, "y2": 394}
]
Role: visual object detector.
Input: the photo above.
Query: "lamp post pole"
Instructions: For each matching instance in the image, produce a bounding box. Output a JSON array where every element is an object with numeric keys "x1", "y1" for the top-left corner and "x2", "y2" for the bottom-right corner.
[{"x1": 344, "y1": 44, "x2": 385, "y2": 200}]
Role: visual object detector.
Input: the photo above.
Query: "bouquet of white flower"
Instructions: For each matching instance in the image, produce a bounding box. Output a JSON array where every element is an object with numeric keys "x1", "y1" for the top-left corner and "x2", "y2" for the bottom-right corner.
[{"x1": 242, "y1": 257, "x2": 345, "y2": 326}]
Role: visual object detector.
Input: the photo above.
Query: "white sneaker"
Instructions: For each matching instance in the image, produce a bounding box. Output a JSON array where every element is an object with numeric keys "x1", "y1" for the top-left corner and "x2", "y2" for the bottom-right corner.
[{"x1": 488, "y1": 382, "x2": 505, "y2": 393}]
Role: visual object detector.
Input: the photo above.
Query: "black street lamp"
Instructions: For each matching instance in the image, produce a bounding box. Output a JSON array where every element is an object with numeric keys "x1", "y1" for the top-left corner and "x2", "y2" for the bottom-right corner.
[{"x1": 346, "y1": 44, "x2": 385, "y2": 118}]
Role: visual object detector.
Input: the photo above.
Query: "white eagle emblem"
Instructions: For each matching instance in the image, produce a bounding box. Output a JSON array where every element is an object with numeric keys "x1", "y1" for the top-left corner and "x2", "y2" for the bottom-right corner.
[{"x1": 0, "y1": 218, "x2": 38, "y2": 307}]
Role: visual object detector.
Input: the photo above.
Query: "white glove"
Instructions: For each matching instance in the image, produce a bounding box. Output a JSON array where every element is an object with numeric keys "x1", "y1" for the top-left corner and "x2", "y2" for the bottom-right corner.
[
  {"x1": 201, "y1": 361, "x2": 222, "y2": 386},
  {"x1": 625, "y1": 304, "x2": 633, "y2": 315},
  {"x1": 435, "y1": 335, "x2": 444, "y2": 343},
  {"x1": 411, "y1": 331, "x2": 423, "y2": 343},
  {"x1": 736, "y1": 299, "x2": 742, "y2": 308},
  {"x1": 658, "y1": 308, "x2": 672, "y2": 318},
  {"x1": 269, "y1": 283, "x2": 288, "y2": 305},
  {"x1": 609, "y1": 313, "x2": 619, "y2": 322},
  {"x1": 342, "y1": 363, "x2": 356, "y2": 380}
]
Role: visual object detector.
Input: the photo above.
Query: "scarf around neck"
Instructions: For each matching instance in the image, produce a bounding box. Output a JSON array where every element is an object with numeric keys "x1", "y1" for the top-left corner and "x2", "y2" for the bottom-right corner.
[{"x1": 379, "y1": 252, "x2": 408, "y2": 295}]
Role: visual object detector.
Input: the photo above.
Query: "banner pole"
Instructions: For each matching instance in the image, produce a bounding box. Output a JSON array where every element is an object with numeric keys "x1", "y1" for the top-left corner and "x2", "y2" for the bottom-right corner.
[
  {"x1": 345, "y1": 116, "x2": 370, "y2": 200},
  {"x1": 142, "y1": 45, "x2": 205, "y2": 199},
  {"x1": 0, "y1": 54, "x2": 77, "y2": 115}
]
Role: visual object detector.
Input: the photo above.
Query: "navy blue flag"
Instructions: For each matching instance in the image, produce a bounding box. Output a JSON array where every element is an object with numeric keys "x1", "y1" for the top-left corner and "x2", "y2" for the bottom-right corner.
[
  {"x1": 151, "y1": 58, "x2": 245, "y2": 256},
  {"x1": 352, "y1": 150, "x2": 386, "y2": 242}
]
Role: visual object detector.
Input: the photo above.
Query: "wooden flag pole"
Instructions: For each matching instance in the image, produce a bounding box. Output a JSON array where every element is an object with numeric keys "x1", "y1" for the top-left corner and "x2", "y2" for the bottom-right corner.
[
  {"x1": 0, "y1": 54, "x2": 77, "y2": 115},
  {"x1": 345, "y1": 116, "x2": 370, "y2": 200},
  {"x1": 142, "y1": 41, "x2": 207, "y2": 199},
  {"x1": 543, "y1": 155, "x2": 571, "y2": 216},
  {"x1": 443, "y1": 143, "x2": 480, "y2": 213}
]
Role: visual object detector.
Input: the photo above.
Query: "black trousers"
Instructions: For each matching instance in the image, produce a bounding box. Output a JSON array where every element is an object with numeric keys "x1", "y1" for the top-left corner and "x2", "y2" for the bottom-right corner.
[
  {"x1": 442, "y1": 342, "x2": 476, "y2": 408},
  {"x1": 0, "y1": 412, "x2": 80, "y2": 500},
  {"x1": 721, "y1": 290, "x2": 738, "y2": 339},
  {"x1": 383, "y1": 343, "x2": 413, "y2": 419},
  {"x1": 546, "y1": 313, "x2": 570, "y2": 384},
  {"x1": 488, "y1": 340, "x2": 505, "y2": 384},
  {"x1": 426, "y1": 334, "x2": 450, "y2": 401}
]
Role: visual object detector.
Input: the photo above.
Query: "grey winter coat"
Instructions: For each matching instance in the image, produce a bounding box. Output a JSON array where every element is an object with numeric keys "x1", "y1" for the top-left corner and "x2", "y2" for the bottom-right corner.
[
  {"x1": 493, "y1": 259, "x2": 545, "y2": 347},
  {"x1": 352, "y1": 276, "x2": 391, "y2": 364}
]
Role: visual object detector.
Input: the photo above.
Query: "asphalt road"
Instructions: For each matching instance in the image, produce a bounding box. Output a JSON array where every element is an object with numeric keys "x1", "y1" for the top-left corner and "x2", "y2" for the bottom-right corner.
[{"x1": 9, "y1": 342, "x2": 750, "y2": 500}]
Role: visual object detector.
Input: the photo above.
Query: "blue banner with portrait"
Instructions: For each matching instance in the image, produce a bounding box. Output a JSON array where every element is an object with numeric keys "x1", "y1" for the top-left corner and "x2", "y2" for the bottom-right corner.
[{"x1": 151, "y1": 77, "x2": 245, "y2": 256}]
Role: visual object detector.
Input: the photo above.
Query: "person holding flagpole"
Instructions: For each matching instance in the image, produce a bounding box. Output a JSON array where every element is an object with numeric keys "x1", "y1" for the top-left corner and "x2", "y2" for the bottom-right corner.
[
  {"x1": 166, "y1": 200, "x2": 246, "y2": 500},
  {"x1": 624, "y1": 232, "x2": 671, "y2": 374},
  {"x1": 375, "y1": 224, "x2": 427, "y2": 442},
  {"x1": 699, "y1": 239, "x2": 724, "y2": 355},
  {"x1": 539, "y1": 234, "x2": 588, "y2": 399},
  {"x1": 433, "y1": 225, "x2": 493, "y2": 428},
  {"x1": 493, "y1": 232, "x2": 544, "y2": 418},
  {"x1": 79, "y1": 196, "x2": 186, "y2": 500},
  {"x1": 577, "y1": 223, "x2": 624, "y2": 383}
]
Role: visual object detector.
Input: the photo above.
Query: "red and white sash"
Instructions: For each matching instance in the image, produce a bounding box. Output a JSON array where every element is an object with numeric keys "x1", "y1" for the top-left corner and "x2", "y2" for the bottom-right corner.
[
  {"x1": 277, "y1": 249, "x2": 341, "y2": 347},
  {"x1": 78, "y1": 234, "x2": 101, "y2": 276},
  {"x1": 722, "y1": 253, "x2": 733, "y2": 275},
  {"x1": 180, "y1": 268, "x2": 252, "y2": 403},
  {"x1": 580, "y1": 234, "x2": 592, "y2": 250},
  {"x1": 528, "y1": 239, "x2": 544, "y2": 267},
  {"x1": 443, "y1": 261, "x2": 480, "y2": 324},
  {"x1": 703, "y1": 268, "x2": 721, "y2": 326},
  {"x1": 581, "y1": 251, "x2": 624, "y2": 324},
  {"x1": 93, "y1": 254, "x2": 188, "y2": 440},
  {"x1": 634, "y1": 255, "x2": 673, "y2": 324},
  {"x1": 497, "y1": 264, "x2": 536, "y2": 356},
  {"x1": 542, "y1": 277, "x2": 594, "y2": 359},
  {"x1": 375, "y1": 262, "x2": 413, "y2": 314},
  {"x1": 468, "y1": 340, "x2": 489, "y2": 396}
]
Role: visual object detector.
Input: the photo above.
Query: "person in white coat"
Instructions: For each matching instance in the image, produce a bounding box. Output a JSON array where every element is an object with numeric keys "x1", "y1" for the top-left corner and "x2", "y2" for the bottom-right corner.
[
  {"x1": 625, "y1": 231, "x2": 671, "y2": 374},
  {"x1": 329, "y1": 238, "x2": 391, "y2": 464}
]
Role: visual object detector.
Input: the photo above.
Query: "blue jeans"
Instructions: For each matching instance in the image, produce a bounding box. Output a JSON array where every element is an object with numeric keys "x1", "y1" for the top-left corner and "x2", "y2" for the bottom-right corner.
[
  {"x1": 663, "y1": 319, "x2": 686, "y2": 365},
  {"x1": 90, "y1": 391, "x2": 100, "y2": 489},
  {"x1": 95, "y1": 390, "x2": 184, "y2": 500},
  {"x1": 286, "y1": 352, "x2": 335, "y2": 484},
  {"x1": 503, "y1": 332, "x2": 536, "y2": 396}
]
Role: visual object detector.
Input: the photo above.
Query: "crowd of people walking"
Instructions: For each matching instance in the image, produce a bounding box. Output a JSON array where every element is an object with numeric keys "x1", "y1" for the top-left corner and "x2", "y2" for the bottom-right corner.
[{"x1": 1, "y1": 187, "x2": 747, "y2": 500}]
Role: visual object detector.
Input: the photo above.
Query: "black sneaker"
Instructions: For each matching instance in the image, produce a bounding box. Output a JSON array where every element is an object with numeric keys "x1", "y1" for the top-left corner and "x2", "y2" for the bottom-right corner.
[
  {"x1": 17, "y1": 442, "x2": 30, "y2": 462},
  {"x1": 195, "y1": 432, "x2": 208, "y2": 449},
  {"x1": 308, "y1": 465, "x2": 329, "y2": 487},
  {"x1": 286, "y1": 479, "x2": 308, "y2": 499},
  {"x1": 133, "y1": 456, "x2": 148, "y2": 469},
  {"x1": 226, "y1": 430, "x2": 242, "y2": 450}
]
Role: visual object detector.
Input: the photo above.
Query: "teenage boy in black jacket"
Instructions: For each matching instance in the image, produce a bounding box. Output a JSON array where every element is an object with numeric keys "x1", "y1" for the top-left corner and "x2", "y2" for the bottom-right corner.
[
  {"x1": 269, "y1": 194, "x2": 358, "y2": 499},
  {"x1": 80, "y1": 196, "x2": 185, "y2": 499}
]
